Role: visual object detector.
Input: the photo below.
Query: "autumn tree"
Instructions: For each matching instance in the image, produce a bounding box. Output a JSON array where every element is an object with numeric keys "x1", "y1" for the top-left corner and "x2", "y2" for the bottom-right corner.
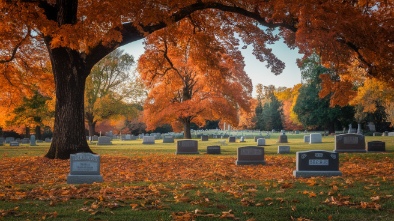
[
  {"x1": 275, "y1": 84, "x2": 303, "y2": 130},
  {"x1": 1, "y1": 0, "x2": 392, "y2": 158},
  {"x1": 85, "y1": 49, "x2": 144, "y2": 137},
  {"x1": 138, "y1": 18, "x2": 252, "y2": 138}
]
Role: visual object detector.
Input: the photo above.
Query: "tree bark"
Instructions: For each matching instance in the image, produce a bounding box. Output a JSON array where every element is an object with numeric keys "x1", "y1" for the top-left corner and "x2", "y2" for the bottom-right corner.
[
  {"x1": 44, "y1": 47, "x2": 93, "y2": 159},
  {"x1": 85, "y1": 111, "x2": 97, "y2": 137},
  {"x1": 183, "y1": 118, "x2": 192, "y2": 139}
]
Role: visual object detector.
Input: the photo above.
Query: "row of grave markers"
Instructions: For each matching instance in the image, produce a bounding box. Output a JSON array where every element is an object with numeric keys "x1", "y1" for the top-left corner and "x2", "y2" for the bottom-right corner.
[{"x1": 68, "y1": 133, "x2": 387, "y2": 184}]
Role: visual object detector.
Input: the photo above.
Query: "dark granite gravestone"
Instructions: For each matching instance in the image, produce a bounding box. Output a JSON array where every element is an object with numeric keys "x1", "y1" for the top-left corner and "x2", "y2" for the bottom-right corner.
[
  {"x1": 293, "y1": 150, "x2": 342, "y2": 178},
  {"x1": 278, "y1": 145, "x2": 290, "y2": 154},
  {"x1": 0, "y1": 137, "x2": 4, "y2": 146},
  {"x1": 236, "y1": 146, "x2": 265, "y2": 165},
  {"x1": 207, "y1": 146, "x2": 221, "y2": 154},
  {"x1": 228, "y1": 136, "x2": 236, "y2": 143},
  {"x1": 67, "y1": 153, "x2": 103, "y2": 184},
  {"x1": 304, "y1": 135, "x2": 310, "y2": 143},
  {"x1": 201, "y1": 135, "x2": 209, "y2": 141},
  {"x1": 163, "y1": 135, "x2": 175, "y2": 143},
  {"x1": 97, "y1": 136, "x2": 112, "y2": 145},
  {"x1": 334, "y1": 134, "x2": 366, "y2": 152},
  {"x1": 176, "y1": 140, "x2": 199, "y2": 154},
  {"x1": 367, "y1": 141, "x2": 386, "y2": 152},
  {"x1": 277, "y1": 134, "x2": 288, "y2": 143}
]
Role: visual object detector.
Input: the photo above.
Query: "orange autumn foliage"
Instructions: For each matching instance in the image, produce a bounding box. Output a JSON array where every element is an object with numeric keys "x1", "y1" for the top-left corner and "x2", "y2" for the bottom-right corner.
[{"x1": 138, "y1": 18, "x2": 252, "y2": 133}]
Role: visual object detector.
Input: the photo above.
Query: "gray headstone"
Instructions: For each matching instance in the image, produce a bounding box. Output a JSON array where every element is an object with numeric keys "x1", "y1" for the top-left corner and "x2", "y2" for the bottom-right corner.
[
  {"x1": 142, "y1": 136, "x2": 155, "y2": 144},
  {"x1": 277, "y1": 134, "x2": 288, "y2": 143},
  {"x1": 367, "y1": 141, "x2": 385, "y2": 152},
  {"x1": 373, "y1": 132, "x2": 382, "y2": 136},
  {"x1": 309, "y1": 133, "x2": 322, "y2": 144},
  {"x1": 30, "y1": 135, "x2": 37, "y2": 146},
  {"x1": 207, "y1": 146, "x2": 221, "y2": 154},
  {"x1": 240, "y1": 136, "x2": 245, "y2": 142},
  {"x1": 228, "y1": 136, "x2": 236, "y2": 143},
  {"x1": 176, "y1": 140, "x2": 199, "y2": 154},
  {"x1": 21, "y1": 138, "x2": 30, "y2": 144},
  {"x1": 257, "y1": 138, "x2": 265, "y2": 146},
  {"x1": 236, "y1": 146, "x2": 265, "y2": 165},
  {"x1": 10, "y1": 141, "x2": 19, "y2": 146},
  {"x1": 278, "y1": 145, "x2": 290, "y2": 154},
  {"x1": 304, "y1": 135, "x2": 310, "y2": 143},
  {"x1": 201, "y1": 135, "x2": 209, "y2": 141},
  {"x1": 97, "y1": 136, "x2": 112, "y2": 145},
  {"x1": 388, "y1": 132, "x2": 394, "y2": 136},
  {"x1": 334, "y1": 134, "x2": 366, "y2": 153},
  {"x1": 163, "y1": 135, "x2": 174, "y2": 143},
  {"x1": 92, "y1": 135, "x2": 99, "y2": 141},
  {"x1": 0, "y1": 137, "x2": 4, "y2": 146},
  {"x1": 5, "y1": 137, "x2": 14, "y2": 143},
  {"x1": 293, "y1": 150, "x2": 342, "y2": 178},
  {"x1": 67, "y1": 153, "x2": 103, "y2": 184},
  {"x1": 254, "y1": 136, "x2": 264, "y2": 142}
]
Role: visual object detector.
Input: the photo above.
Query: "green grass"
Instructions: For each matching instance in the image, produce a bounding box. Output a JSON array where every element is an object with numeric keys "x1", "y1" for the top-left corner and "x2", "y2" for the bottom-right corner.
[{"x1": 0, "y1": 134, "x2": 393, "y2": 220}]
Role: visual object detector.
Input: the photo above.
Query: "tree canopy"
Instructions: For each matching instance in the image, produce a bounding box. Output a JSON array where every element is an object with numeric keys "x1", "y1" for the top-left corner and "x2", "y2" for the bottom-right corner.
[{"x1": 1, "y1": 0, "x2": 393, "y2": 158}]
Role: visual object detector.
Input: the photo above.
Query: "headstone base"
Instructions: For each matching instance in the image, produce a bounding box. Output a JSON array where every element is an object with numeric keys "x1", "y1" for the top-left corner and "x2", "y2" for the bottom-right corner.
[
  {"x1": 236, "y1": 160, "x2": 265, "y2": 165},
  {"x1": 67, "y1": 174, "x2": 103, "y2": 184},
  {"x1": 175, "y1": 151, "x2": 199, "y2": 155},
  {"x1": 293, "y1": 170, "x2": 342, "y2": 178},
  {"x1": 334, "y1": 149, "x2": 366, "y2": 153}
]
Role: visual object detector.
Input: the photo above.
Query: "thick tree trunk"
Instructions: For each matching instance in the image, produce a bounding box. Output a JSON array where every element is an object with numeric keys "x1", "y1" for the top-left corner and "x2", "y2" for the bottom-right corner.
[
  {"x1": 35, "y1": 125, "x2": 41, "y2": 140},
  {"x1": 183, "y1": 119, "x2": 192, "y2": 139},
  {"x1": 44, "y1": 48, "x2": 93, "y2": 159}
]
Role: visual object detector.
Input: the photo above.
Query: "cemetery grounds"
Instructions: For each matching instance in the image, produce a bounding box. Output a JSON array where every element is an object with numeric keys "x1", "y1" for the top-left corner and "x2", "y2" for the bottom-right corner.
[{"x1": 0, "y1": 133, "x2": 393, "y2": 221}]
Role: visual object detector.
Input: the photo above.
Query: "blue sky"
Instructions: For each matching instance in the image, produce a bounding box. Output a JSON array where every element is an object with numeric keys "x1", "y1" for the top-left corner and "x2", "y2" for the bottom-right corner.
[{"x1": 121, "y1": 39, "x2": 303, "y2": 96}]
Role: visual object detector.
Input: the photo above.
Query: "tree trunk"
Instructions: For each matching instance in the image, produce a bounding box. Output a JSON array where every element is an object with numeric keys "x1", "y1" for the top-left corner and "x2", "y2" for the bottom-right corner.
[
  {"x1": 86, "y1": 112, "x2": 96, "y2": 137},
  {"x1": 35, "y1": 125, "x2": 41, "y2": 140},
  {"x1": 183, "y1": 118, "x2": 192, "y2": 139},
  {"x1": 44, "y1": 47, "x2": 93, "y2": 159}
]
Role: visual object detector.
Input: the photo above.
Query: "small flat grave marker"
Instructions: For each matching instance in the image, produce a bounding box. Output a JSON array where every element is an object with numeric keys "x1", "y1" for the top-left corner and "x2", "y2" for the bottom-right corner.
[
  {"x1": 10, "y1": 141, "x2": 19, "y2": 146},
  {"x1": 142, "y1": 136, "x2": 155, "y2": 144},
  {"x1": 97, "y1": 136, "x2": 112, "y2": 145},
  {"x1": 334, "y1": 134, "x2": 366, "y2": 152},
  {"x1": 293, "y1": 150, "x2": 342, "y2": 178},
  {"x1": 236, "y1": 146, "x2": 265, "y2": 165},
  {"x1": 67, "y1": 153, "x2": 103, "y2": 184},
  {"x1": 367, "y1": 141, "x2": 386, "y2": 152},
  {"x1": 278, "y1": 145, "x2": 290, "y2": 154},
  {"x1": 176, "y1": 140, "x2": 199, "y2": 154},
  {"x1": 207, "y1": 146, "x2": 221, "y2": 154}
]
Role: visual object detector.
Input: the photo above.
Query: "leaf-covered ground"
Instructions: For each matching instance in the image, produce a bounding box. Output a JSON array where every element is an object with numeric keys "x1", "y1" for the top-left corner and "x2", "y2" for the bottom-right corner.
[{"x1": 0, "y1": 154, "x2": 393, "y2": 220}]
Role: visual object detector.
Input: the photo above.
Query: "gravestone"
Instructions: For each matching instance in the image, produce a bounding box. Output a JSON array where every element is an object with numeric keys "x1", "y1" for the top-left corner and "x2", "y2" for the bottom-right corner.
[
  {"x1": 201, "y1": 135, "x2": 209, "y2": 141},
  {"x1": 163, "y1": 135, "x2": 175, "y2": 143},
  {"x1": 388, "y1": 132, "x2": 394, "y2": 136},
  {"x1": 124, "y1": 134, "x2": 132, "y2": 140},
  {"x1": 97, "y1": 136, "x2": 112, "y2": 145},
  {"x1": 240, "y1": 136, "x2": 245, "y2": 142},
  {"x1": 67, "y1": 153, "x2": 103, "y2": 184},
  {"x1": 207, "y1": 146, "x2": 221, "y2": 154},
  {"x1": 257, "y1": 138, "x2": 265, "y2": 146},
  {"x1": 16, "y1": 138, "x2": 21, "y2": 143},
  {"x1": 30, "y1": 135, "x2": 36, "y2": 146},
  {"x1": 142, "y1": 136, "x2": 155, "y2": 144},
  {"x1": 236, "y1": 146, "x2": 265, "y2": 165},
  {"x1": 176, "y1": 140, "x2": 199, "y2": 154},
  {"x1": 277, "y1": 134, "x2": 288, "y2": 143},
  {"x1": 228, "y1": 136, "x2": 236, "y2": 143},
  {"x1": 309, "y1": 133, "x2": 322, "y2": 144},
  {"x1": 278, "y1": 145, "x2": 290, "y2": 154},
  {"x1": 92, "y1": 135, "x2": 99, "y2": 141},
  {"x1": 334, "y1": 134, "x2": 366, "y2": 153},
  {"x1": 0, "y1": 137, "x2": 4, "y2": 146},
  {"x1": 5, "y1": 137, "x2": 14, "y2": 143},
  {"x1": 382, "y1": 131, "x2": 389, "y2": 136},
  {"x1": 304, "y1": 135, "x2": 310, "y2": 143},
  {"x1": 254, "y1": 136, "x2": 264, "y2": 142},
  {"x1": 367, "y1": 141, "x2": 386, "y2": 152},
  {"x1": 373, "y1": 132, "x2": 382, "y2": 136},
  {"x1": 10, "y1": 141, "x2": 19, "y2": 146},
  {"x1": 293, "y1": 150, "x2": 342, "y2": 178},
  {"x1": 21, "y1": 138, "x2": 30, "y2": 144}
]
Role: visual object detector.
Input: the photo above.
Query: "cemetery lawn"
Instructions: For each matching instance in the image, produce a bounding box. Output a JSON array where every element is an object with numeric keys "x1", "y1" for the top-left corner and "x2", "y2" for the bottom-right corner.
[{"x1": 0, "y1": 135, "x2": 393, "y2": 220}]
